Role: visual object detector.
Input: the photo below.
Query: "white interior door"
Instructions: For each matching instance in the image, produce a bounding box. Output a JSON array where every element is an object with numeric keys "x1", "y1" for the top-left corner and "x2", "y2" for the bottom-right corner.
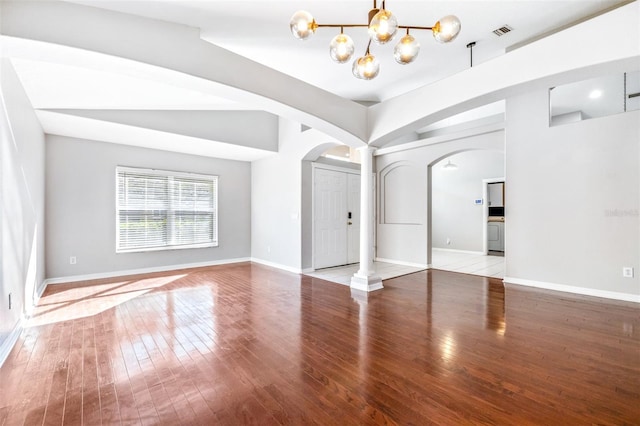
[
  {"x1": 314, "y1": 168, "x2": 348, "y2": 269},
  {"x1": 347, "y1": 174, "x2": 361, "y2": 264}
]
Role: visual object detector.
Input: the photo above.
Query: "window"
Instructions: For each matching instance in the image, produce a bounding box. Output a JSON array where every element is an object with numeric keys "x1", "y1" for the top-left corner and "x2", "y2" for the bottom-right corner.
[{"x1": 116, "y1": 166, "x2": 218, "y2": 252}]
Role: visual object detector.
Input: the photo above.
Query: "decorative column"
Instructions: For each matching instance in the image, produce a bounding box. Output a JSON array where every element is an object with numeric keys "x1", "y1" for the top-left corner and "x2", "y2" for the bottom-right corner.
[{"x1": 350, "y1": 146, "x2": 383, "y2": 292}]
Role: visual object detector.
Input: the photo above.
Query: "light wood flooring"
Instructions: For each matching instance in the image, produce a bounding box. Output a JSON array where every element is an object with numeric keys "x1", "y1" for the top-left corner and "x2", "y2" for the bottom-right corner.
[{"x1": 1, "y1": 262, "x2": 638, "y2": 425}]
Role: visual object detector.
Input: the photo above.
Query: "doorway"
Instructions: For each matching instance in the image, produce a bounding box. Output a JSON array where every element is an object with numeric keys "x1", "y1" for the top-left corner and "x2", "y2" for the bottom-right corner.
[
  {"x1": 313, "y1": 166, "x2": 360, "y2": 269},
  {"x1": 483, "y1": 178, "x2": 506, "y2": 255}
]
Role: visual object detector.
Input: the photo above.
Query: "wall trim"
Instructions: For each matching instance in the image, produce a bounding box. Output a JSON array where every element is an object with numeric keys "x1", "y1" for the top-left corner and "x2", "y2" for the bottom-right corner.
[
  {"x1": 503, "y1": 276, "x2": 640, "y2": 303},
  {"x1": 301, "y1": 268, "x2": 315, "y2": 274},
  {"x1": 375, "y1": 257, "x2": 429, "y2": 269},
  {"x1": 250, "y1": 258, "x2": 303, "y2": 274},
  {"x1": 432, "y1": 248, "x2": 486, "y2": 255},
  {"x1": 375, "y1": 122, "x2": 505, "y2": 156},
  {"x1": 44, "y1": 257, "x2": 252, "y2": 285},
  {"x1": 311, "y1": 161, "x2": 361, "y2": 175},
  {"x1": 0, "y1": 317, "x2": 24, "y2": 368}
]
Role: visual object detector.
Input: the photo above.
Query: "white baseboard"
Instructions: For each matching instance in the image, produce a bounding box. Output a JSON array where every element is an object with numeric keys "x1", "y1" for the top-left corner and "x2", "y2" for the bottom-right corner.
[
  {"x1": 0, "y1": 317, "x2": 24, "y2": 368},
  {"x1": 375, "y1": 257, "x2": 428, "y2": 269},
  {"x1": 301, "y1": 268, "x2": 315, "y2": 274},
  {"x1": 44, "y1": 257, "x2": 251, "y2": 285},
  {"x1": 503, "y1": 276, "x2": 640, "y2": 303},
  {"x1": 250, "y1": 258, "x2": 302, "y2": 274},
  {"x1": 432, "y1": 248, "x2": 486, "y2": 255}
]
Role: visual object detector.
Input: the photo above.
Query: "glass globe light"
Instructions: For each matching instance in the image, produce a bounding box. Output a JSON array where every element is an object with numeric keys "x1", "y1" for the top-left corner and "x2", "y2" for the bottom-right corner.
[
  {"x1": 394, "y1": 34, "x2": 420, "y2": 64},
  {"x1": 352, "y1": 54, "x2": 380, "y2": 80},
  {"x1": 290, "y1": 10, "x2": 317, "y2": 40},
  {"x1": 329, "y1": 33, "x2": 355, "y2": 63},
  {"x1": 368, "y1": 9, "x2": 398, "y2": 44},
  {"x1": 432, "y1": 15, "x2": 461, "y2": 43}
]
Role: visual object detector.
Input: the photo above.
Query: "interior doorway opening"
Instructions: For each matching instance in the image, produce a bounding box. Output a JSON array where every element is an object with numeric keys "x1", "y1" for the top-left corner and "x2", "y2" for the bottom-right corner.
[{"x1": 428, "y1": 150, "x2": 505, "y2": 278}]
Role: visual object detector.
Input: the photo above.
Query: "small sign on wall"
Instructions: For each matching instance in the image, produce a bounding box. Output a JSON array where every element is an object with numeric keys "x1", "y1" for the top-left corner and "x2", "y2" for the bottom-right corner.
[{"x1": 474, "y1": 198, "x2": 483, "y2": 205}]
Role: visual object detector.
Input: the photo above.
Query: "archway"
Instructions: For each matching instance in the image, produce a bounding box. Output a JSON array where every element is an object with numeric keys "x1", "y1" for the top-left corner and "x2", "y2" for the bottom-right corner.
[{"x1": 427, "y1": 150, "x2": 505, "y2": 277}]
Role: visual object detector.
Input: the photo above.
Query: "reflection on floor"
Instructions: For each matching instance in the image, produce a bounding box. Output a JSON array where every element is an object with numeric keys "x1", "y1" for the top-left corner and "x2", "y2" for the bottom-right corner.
[
  {"x1": 307, "y1": 250, "x2": 505, "y2": 285},
  {"x1": 432, "y1": 248, "x2": 505, "y2": 279},
  {"x1": 305, "y1": 261, "x2": 425, "y2": 286}
]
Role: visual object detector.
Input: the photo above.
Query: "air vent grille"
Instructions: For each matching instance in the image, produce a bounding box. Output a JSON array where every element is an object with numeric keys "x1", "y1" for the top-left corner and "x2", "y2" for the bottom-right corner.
[{"x1": 493, "y1": 25, "x2": 513, "y2": 36}]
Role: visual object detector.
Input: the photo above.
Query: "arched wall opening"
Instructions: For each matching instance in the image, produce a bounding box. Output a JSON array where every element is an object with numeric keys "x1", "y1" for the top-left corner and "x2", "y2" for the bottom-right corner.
[
  {"x1": 427, "y1": 150, "x2": 505, "y2": 271},
  {"x1": 301, "y1": 142, "x2": 363, "y2": 271},
  {"x1": 374, "y1": 128, "x2": 505, "y2": 269}
]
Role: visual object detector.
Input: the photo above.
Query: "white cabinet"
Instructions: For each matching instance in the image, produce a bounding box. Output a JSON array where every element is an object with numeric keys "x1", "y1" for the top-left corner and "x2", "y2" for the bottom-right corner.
[
  {"x1": 487, "y1": 221, "x2": 504, "y2": 251},
  {"x1": 487, "y1": 182, "x2": 504, "y2": 207}
]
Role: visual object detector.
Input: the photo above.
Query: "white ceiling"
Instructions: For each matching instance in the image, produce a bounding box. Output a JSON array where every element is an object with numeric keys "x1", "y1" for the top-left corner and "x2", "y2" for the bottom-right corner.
[
  {"x1": 4, "y1": 0, "x2": 633, "y2": 160},
  {"x1": 61, "y1": 0, "x2": 628, "y2": 102}
]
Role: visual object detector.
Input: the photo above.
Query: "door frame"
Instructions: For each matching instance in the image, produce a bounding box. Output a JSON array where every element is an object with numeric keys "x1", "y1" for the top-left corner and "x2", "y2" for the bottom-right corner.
[
  {"x1": 482, "y1": 177, "x2": 505, "y2": 255},
  {"x1": 311, "y1": 162, "x2": 361, "y2": 271}
]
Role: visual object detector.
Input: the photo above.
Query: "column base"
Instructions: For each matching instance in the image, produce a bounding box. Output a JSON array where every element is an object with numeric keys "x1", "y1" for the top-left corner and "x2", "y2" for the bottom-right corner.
[{"x1": 350, "y1": 274, "x2": 383, "y2": 292}]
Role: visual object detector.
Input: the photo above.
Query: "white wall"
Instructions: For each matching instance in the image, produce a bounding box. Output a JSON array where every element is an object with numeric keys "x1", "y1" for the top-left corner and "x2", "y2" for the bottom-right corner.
[
  {"x1": 45, "y1": 135, "x2": 251, "y2": 279},
  {"x1": 0, "y1": 59, "x2": 46, "y2": 358},
  {"x1": 375, "y1": 130, "x2": 505, "y2": 266},
  {"x1": 505, "y1": 88, "x2": 639, "y2": 299},
  {"x1": 432, "y1": 150, "x2": 504, "y2": 252},
  {"x1": 251, "y1": 118, "x2": 342, "y2": 272}
]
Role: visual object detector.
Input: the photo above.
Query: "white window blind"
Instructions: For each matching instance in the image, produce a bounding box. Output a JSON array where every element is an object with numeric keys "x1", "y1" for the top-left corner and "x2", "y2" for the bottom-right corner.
[{"x1": 116, "y1": 166, "x2": 218, "y2": 252}]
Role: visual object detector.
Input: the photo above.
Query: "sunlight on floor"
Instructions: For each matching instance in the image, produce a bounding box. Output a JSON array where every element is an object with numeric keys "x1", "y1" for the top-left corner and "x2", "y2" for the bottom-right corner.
[{"x1": 27, "y1": 274, "x2": 187, "y2": 327}]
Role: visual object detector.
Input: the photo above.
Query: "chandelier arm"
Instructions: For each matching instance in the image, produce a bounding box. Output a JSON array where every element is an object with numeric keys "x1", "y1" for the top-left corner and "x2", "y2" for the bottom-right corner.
[
  {"x1": 398, "y1": 25, "x2": 434, "y2": 31},
  {"x1": 316, "y1": 23, "x2": 370, "y2": 29},
  {"x1": 316, "y1": 24, "x2": 434, "y2": 30}
]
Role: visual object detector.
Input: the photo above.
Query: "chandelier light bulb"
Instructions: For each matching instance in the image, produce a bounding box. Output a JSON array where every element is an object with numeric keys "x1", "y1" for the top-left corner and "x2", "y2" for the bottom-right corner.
[
  {"x1": 329, "y1": 33, "x2": 355, "y2": 63},
  {"x1": 368, "y1": 9, "x2": 398, "y2": 44},
  {"x1": 352, "y1": 54, "x2": 380, "y2": 80},
  {"x1": 432, "y1": 15, "x2": 461, "y2": 43},
  {"x1": 289, "y1": 10, "x2": 317, "y2": 40},
  {"x1": 394, "y1": 34, "x2": 420, "y2": 64}
]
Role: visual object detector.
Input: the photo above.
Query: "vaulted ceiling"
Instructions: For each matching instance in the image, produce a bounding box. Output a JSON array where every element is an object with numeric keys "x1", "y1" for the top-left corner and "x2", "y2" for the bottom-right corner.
[{"x1": 1, "y1": 0, "x2": 638, "y2": 160}]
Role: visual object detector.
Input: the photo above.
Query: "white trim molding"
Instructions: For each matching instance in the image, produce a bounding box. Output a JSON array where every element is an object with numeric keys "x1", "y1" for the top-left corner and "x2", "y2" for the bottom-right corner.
[
  {"x1": 44, "y1": 257, "x2": 251, "y2": 285},
  {"x1": 250, "y1": 258, "x2": 303, "y2": 274},
  {"x1": 375, "y1": 257, "x2": 429, "y2": 269},
  {"x1": 503, "y1": 276, "x2": 640, "y2": 303},
  {"x1": 431, "y1": 248, "x2": 486, "y2": 256},
  {"x1": 0, "y1": 317, "x2": 24, "y2": 368}
]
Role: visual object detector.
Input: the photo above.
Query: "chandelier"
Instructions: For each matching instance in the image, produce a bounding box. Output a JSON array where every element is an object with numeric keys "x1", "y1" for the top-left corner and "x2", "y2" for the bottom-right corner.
[{"x1": 289, "y1": 1, "x2": 461, "y2": 80}]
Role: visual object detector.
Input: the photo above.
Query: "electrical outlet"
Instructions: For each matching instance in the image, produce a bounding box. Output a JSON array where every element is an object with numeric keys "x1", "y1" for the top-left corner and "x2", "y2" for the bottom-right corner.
[
  {"x1": 446, "y1": 238, "x2": 451, "y2": 245},
  {"x1": 267, "y1": 246, "x2": 271, "y2": 253},
  {"x1": 622, "y1": 267, "x2": 634, "y2": 278},
  {"x1": 70, "y1": 256, "x2": 77, "y2": 265}
]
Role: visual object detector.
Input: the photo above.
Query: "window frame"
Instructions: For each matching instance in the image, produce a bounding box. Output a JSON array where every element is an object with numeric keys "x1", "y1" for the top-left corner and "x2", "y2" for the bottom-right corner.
[{"x1": 115, "y1": 166, "x2": 219, "y2": 253}]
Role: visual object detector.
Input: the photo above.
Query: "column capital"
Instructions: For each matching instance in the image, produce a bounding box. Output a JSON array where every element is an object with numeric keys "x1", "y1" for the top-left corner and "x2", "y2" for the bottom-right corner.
[{"x1": 356, "y1": 145, "x2": 377, "y2": 155}]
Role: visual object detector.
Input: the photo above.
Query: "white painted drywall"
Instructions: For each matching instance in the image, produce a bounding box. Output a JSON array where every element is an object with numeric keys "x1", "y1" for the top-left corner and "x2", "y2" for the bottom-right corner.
[
  {"x1": 505, "y1": 88, "x2": 639, "y2": 297},
  {"x1": 0, "y1": 59, "x2": 46, "y2": 350},
  {"x1": 375, "y1": 129, "x2": 505, "y2": 265},
  {"x1": 432, "y1": 151, "x2": 504, "y2": 252},
  {"x1": 251, "y1": 118, "x2": 341, "y2": 272},
  {"x1": 42, "y1": 110, "x2": 280, "y2": 152},
  {"x1": 45, "y1": 135, "x2": 251, "y2": 279},
  {"x1": 368, "y1": 1, "x2": 639, "y2": 146}
]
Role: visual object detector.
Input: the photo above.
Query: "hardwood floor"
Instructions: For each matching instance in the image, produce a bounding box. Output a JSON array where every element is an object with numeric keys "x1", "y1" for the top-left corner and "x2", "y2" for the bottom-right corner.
[{"x1": 1, "y1": 262, "x2": 638, "y2": 425}]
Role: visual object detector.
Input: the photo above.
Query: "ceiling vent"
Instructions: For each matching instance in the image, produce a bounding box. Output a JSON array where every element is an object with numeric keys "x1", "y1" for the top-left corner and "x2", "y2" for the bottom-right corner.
[{"x1": 493, "y1": 25, "x2": 513, "y2": 36}]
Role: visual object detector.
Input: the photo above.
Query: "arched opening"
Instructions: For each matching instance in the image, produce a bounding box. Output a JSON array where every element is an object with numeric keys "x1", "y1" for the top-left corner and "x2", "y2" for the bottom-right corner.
[
  {"x1": 301, "y1": 143, "x2": 362, "y2": 272},
  {"x1": 427, "y1": 149, "x2": 505, "y2": 277}
]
